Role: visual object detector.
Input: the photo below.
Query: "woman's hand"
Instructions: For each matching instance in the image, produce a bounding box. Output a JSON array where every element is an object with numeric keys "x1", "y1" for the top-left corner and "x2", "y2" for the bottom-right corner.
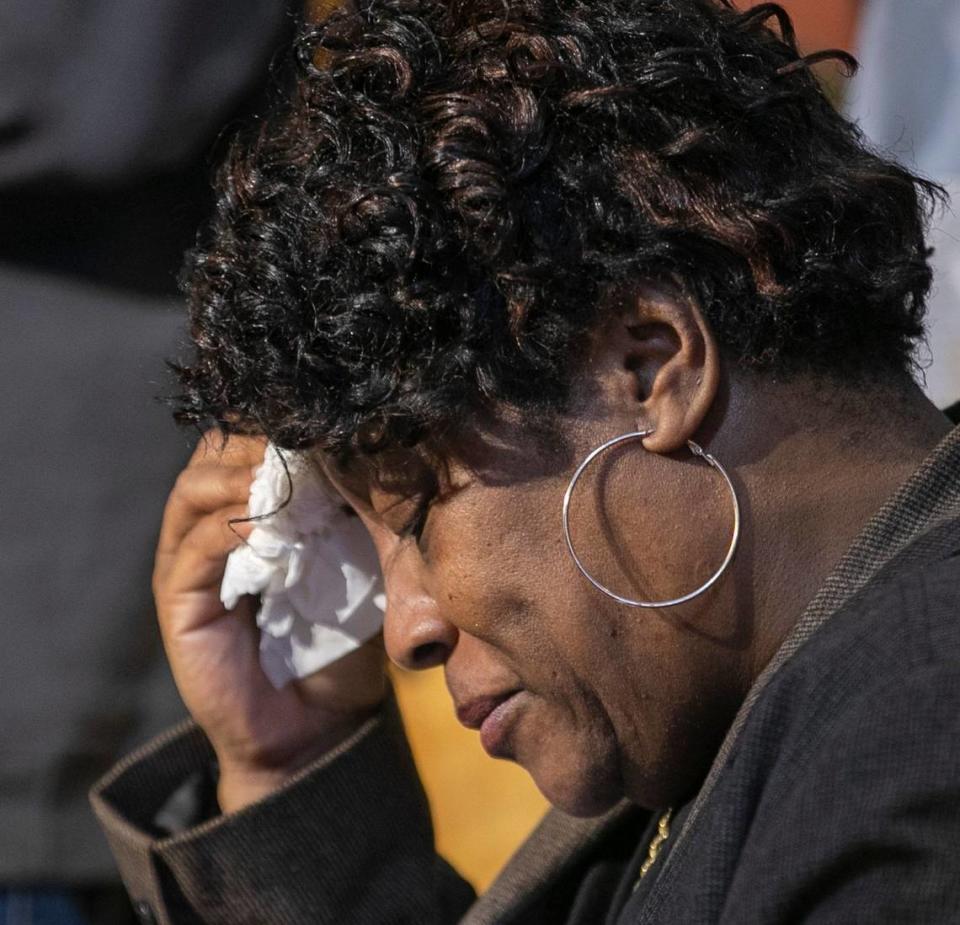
[{"x1": 152, "y1": 430, "x2": 387, "y2": 813}]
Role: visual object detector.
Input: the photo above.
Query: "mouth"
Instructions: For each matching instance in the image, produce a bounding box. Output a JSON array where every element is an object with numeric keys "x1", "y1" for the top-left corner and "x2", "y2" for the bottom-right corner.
[{"x1": 455, "y1": 690, "x2": 524, "y2": 757}]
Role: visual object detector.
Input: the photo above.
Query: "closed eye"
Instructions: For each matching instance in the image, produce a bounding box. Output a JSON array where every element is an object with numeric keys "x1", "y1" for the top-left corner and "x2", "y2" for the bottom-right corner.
[{"x1": 399, "y1": 495, "x2": 432, "y2": 542}]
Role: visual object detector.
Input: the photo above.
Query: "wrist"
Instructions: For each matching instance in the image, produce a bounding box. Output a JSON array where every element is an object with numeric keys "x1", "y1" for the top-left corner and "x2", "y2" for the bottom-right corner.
[
  {"x1": 217, "y1": 764, "x2": 292, "y2": 814},
  {"x1": 214, "y1": 707, "x2": 380, "y2": 814}
]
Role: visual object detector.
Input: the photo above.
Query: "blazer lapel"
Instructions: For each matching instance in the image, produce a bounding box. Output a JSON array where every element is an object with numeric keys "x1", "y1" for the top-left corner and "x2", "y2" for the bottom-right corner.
[
  {"x1": 647, "y1": 423, "x2": 960, "y2": 900},
  {"x1": 462, "y1": 801, "x2": 637, "y2": 924}
]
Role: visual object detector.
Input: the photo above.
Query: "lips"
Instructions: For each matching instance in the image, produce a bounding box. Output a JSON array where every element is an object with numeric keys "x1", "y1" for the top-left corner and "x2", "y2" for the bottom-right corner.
[
  {"x1": 454, "y1": 689, "x2": 524, "y2": 757},
  {"x1": 455, "y1": 691, "x2": 518, "y2": 730}
]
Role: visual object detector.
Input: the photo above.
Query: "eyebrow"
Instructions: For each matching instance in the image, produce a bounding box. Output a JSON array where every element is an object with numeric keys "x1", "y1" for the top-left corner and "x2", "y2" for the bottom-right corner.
[{"x1": 378, "y1": 470, "x2": 471, "y2": 516}]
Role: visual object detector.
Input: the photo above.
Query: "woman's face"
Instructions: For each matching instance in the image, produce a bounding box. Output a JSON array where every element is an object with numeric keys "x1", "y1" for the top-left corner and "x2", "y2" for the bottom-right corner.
[{"x1": 328, "y1": 411, "x2": 750, "y2": 815}]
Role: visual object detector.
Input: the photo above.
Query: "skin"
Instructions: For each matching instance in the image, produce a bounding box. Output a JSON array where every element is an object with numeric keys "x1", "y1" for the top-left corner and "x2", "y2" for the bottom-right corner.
[{"x1": 153, "y1": 284, "x2": 952, "y2": 816}]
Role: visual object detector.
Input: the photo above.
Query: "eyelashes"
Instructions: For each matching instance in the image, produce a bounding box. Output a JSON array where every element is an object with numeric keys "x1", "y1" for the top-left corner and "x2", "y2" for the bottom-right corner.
[{"x1": 399, "y1": 494, "x2": 432, "y2": 543}]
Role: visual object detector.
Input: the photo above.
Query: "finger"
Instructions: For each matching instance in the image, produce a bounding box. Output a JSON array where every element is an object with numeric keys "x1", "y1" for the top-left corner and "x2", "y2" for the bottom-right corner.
[
  {"x1": 155, "y1": 503, "x2": 253, "y2": 601},
  {"x1": 158, "y1": 464, "x2": 256, "y2": 556},
  {"x1": 189, "y1": 428, "x2": 268, "y2": 469}
]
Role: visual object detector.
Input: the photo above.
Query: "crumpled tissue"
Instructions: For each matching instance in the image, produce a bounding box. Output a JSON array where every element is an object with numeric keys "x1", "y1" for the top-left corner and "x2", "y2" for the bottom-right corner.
[{"x1": 220, "y1": 445, "x2": 385, "y2": 689}]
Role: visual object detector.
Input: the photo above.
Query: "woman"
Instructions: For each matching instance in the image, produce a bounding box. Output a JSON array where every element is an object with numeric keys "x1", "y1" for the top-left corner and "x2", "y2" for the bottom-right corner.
[{"x1": 91, "y1": 0, "x2": 960, "y2": 921}]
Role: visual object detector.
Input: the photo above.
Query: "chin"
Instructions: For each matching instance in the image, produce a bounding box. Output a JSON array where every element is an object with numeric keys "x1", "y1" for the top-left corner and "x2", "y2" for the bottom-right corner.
[{"x1": 524, "y1": 749, "x2": 624, "y2": 818}]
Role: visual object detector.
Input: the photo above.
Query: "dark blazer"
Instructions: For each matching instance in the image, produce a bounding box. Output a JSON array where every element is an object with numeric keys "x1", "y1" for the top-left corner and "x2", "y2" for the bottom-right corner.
[{"x1": 91, "y1": 426, "x2": 960, "y2": 924}]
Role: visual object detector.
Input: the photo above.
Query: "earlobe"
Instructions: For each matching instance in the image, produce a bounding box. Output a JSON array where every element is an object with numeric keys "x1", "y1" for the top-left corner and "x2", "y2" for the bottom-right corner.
[{"x1": 622, "y1": 284, "x2": 720, "y2": 455}]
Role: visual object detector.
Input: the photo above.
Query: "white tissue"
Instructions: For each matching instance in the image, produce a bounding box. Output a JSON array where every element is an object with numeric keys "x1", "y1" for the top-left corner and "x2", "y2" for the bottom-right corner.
[{"x1": 220, "y1": 445, "x2": 385, "y2": 689}]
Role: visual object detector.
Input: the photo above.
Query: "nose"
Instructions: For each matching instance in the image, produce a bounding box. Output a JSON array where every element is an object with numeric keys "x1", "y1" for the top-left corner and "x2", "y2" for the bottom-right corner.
[{"x1": 382, "y1": 544, "x2": 458, "y2": 671}]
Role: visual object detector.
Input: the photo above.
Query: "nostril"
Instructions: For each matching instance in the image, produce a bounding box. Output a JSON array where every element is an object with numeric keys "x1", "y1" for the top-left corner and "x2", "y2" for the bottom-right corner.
[{"x1": 411, "y1": 641, "x2": 447, "y2": 669}]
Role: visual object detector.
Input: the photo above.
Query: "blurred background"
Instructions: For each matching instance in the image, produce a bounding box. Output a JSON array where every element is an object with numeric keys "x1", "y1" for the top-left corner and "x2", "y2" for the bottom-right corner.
[{"x1": 1, "y1": 1, "x2": 956, "y2": 922}]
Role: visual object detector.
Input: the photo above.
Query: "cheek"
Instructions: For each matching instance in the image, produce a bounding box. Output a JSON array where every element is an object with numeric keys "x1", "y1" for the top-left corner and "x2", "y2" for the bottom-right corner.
[
  {"x1": 563, "y1": 446, "x2": 730, "y2": 607},
  {"x1": 429, "y1": 486, "x2": 620, "y2": 681},
  {"x1": 432, "y1": 504, "x2": 558, "y2": 632}
]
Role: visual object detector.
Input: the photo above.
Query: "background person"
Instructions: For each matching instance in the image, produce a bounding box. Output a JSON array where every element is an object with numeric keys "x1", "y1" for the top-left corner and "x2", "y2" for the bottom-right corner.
[
  {"x1": 0, "y1": 3, "x2": 290, "y2": 922},
  {"x1": 845, "y1": 0, "x2": 960, "y2": 410}
]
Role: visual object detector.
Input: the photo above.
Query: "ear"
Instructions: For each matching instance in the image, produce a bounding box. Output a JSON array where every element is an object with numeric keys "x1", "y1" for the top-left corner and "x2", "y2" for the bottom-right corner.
[{"x1": 593, "y1": 282, "x2": 720, "y2": 454}]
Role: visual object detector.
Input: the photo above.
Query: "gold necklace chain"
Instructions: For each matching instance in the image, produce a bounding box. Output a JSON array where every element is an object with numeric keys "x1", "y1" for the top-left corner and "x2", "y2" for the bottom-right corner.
[{"x1": 636, "y1": 808, "x2": 674, "y2": 886}]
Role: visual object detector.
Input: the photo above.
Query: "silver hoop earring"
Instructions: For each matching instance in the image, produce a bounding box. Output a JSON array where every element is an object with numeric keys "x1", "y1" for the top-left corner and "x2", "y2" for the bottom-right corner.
[{"x1": 561, "y1": 427, "x2": 740, "y2": 608}]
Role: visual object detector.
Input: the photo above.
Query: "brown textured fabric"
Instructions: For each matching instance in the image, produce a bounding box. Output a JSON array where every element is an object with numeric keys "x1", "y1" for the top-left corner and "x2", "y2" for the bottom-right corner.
[
  {"x1": 93, "y1": 700, "x2": 476, "y2": 925},
  {"x1": 634, "y1": 548, "x2": 960, "y2": 917},
  {"x1": 91, "y1": 426, "x2": 960, "y2": 924},
  {"x1": 658, "y1": 421, "x2": 960, "y2": 882}
]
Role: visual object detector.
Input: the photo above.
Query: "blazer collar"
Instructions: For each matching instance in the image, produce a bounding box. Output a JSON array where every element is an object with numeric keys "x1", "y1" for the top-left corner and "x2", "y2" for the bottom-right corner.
[
  {"x1": 462, "y1": 800, "x2": 639, "y2": 924},
  {"x1": 654, "y1": 422, "x2": 960, "y2": 887}
]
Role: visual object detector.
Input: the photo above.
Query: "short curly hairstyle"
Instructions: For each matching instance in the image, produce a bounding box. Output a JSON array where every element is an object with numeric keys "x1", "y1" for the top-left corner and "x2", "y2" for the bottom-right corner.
[{"x1": 176, "y1": 0, "x2": 940, "y2": 454}]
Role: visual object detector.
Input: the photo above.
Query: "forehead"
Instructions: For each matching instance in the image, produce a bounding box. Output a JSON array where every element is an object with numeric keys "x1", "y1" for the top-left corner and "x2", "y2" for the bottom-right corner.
[{"x1": 319, "y1": 414, "x2": 572, "y2": 502}]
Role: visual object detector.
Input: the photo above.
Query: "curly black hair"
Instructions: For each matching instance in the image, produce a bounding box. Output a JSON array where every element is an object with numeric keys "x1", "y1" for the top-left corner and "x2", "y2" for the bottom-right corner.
[{"x1": 176, "y1": 0, "x2": 941, "y2": 454}]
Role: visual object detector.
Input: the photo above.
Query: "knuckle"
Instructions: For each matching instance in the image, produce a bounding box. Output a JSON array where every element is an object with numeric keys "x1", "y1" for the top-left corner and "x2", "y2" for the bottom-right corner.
[
  {"x1": 172, "y1": 467, "x2": 195, "y2": 501},
  {"x1": 193, "y1": 427, "x2": 225, "y2": 460}
]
